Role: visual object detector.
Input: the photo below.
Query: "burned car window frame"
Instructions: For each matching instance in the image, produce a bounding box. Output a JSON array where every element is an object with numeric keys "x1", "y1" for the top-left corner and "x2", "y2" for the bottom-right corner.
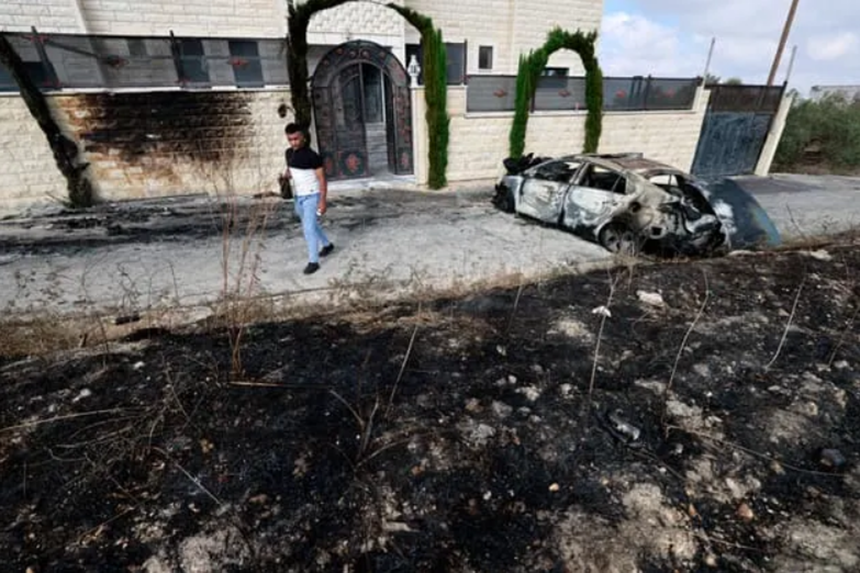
[
  {"x1": 527, "y1": 159, "x2": 583, "y2": 183},
  {"x1": 576, "y1": 162, "x2": 628, "y2": 195}
]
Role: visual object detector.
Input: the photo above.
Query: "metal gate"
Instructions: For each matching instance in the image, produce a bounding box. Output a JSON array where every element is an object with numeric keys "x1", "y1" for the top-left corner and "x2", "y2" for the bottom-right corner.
[
  {"x1": 691, "y1": 84, "x2": 786, "y2": 180},
  {"x1": 311, "y1": 41, "x2": 413, "y2": 180}
]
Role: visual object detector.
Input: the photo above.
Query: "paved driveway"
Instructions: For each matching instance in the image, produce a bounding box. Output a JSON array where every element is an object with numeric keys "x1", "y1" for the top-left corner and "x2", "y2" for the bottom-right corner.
[
  {"x1": 0, "y1": 173, "x2": 857, "y2": 318},
  {"x1": 736, "y1": 173, "x2": 860, "y2": 237},
  {"x1": 0, "y1": 188, "x2": 611, "y2": 316}
]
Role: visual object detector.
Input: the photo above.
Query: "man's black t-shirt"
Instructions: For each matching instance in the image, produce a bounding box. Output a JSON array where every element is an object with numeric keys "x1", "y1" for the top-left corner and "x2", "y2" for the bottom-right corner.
[
  {"x1": 286, "y1": 146, "x2": 324, "y2": 170},
  {"x1": 286, "y1": 145, "x2": 324, "y2": 196}
]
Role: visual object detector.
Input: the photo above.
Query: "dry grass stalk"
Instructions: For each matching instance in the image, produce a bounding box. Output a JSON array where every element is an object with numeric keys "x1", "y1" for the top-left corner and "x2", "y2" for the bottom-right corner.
[
  {"x1": 764, "y1": 276, "x2": 806, "y2": 371},
  {"x1": 218, "y1": 192, "x2": 277, "y2": 378},
  {"x1": 587, "y1": 271, "x2": 619, "y2": 407},
  {"x1": 661, "y1": 268, "x2": 710, "y2": 430}
]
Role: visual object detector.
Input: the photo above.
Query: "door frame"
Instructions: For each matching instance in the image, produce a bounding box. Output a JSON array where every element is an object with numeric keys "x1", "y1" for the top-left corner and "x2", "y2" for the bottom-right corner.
[{"x1": 310, "y1": 40, "x2": 414, "y2": 180}]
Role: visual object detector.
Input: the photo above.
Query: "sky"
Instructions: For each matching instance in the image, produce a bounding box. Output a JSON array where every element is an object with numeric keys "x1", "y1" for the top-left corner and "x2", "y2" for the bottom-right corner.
[{"x1": 598, "y1": 0, "x2": 860, "y2": 96}]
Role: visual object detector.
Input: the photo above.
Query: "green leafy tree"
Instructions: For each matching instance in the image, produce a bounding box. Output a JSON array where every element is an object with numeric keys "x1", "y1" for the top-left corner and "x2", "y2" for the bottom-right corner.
[{"x1": 774, "y1": 94, "x2": 860, "y2": 172}]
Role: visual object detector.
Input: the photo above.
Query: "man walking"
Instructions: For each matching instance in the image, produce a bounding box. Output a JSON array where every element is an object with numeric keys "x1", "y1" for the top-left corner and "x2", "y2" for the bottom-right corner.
[{"x1": 282, "y1": 123, "x2": 334, "y2": 275}]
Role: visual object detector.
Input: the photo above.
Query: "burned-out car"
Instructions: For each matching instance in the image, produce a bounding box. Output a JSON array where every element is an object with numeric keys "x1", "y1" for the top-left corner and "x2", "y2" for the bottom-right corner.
[{"x1": 493, "y1": 152, "x2": 781, "y2": 256}]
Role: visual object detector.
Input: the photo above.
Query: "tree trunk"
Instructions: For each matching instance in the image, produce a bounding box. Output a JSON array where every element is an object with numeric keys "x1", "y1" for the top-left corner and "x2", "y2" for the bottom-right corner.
[{"x1": 0, "y1": 34, "x2": 95, "y2": 208}]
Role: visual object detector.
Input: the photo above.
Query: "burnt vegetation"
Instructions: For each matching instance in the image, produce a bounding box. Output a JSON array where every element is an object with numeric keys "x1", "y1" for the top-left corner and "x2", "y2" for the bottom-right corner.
[{"x1": 1, "y1": 239, "x2": 859, "y2": 572}]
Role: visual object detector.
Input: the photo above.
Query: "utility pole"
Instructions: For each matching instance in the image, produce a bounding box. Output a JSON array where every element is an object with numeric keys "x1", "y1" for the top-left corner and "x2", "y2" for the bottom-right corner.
[{"x1": 767, "y1": 0, "x2": 800, "y2": 86}]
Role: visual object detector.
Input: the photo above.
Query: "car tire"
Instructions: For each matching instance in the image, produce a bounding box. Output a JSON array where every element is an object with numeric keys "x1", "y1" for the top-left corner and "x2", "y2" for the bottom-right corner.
[
  {"x1": 501, "y1": 185, "x2": 515, "y2": 213},
  {"x1": 492, "y1": 184, "x2": 515, "y2": 213},
  {"x1": 599, "y1": 221, "x2": 640, "y2": 256}
]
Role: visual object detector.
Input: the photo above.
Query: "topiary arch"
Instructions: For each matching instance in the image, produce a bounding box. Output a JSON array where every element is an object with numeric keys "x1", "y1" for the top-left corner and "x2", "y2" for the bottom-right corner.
[
  {"x1": 509, "y1": 28, "x2": 604, "y2": 159},
  {"x1": 286, "y1": 0, "x2": 448, "y2": 189}
]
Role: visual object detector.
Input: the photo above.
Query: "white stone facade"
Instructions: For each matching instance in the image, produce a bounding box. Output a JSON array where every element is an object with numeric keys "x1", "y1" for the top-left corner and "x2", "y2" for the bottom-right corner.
[
  {"x1": 2, "y1": 1, "x2": 602, "y2": 71},
  {"x1": 1, "y1": 0, "x2": 286, "y2": 36},
  {"x1": 0, "y1": 0, "x2": 83, "y2": 34},
  {"x1": 5, "y1": 0, "x2": 772, "y2": 215},
  {"x1": 0, "y1": 90, "x2": 292, "y2": 215},
  {"x1": 425, "y1": 87, "x2": 714, "y2": 184}
]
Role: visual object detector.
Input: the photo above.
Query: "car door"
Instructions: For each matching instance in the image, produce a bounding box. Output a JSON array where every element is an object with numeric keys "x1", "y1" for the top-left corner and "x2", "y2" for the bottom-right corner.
[
  {"x1": 516, "y1": 159, "x2": 583, "y2": 223},
  {"x1": 562, "y1": 162, "x2": 628, "y2": 231}
]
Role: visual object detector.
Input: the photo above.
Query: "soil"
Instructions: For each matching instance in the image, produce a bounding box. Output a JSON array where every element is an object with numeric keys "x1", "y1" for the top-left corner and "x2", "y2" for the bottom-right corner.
[{"x1": 1, "y1": 238, "x2": 859, "y2": 572}]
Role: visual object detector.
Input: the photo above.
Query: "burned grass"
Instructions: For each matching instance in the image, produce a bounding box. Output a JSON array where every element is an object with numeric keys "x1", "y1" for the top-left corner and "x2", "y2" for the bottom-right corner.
[{"x1": 1, "y1": 241, "x2": 859, "y2": 572}]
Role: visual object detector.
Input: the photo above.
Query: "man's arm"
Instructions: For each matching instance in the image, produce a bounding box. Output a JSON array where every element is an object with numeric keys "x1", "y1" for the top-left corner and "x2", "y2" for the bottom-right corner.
[
  {"x1": 315, "y1": 167, "x2": 327, "y2": 214},
  {"x1": 281, "y1": 149, "x2": 293, "y2": 181}
]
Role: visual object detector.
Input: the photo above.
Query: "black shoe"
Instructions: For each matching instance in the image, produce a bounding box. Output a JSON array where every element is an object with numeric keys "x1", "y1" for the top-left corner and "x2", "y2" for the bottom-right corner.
[
  {"x1": 303, "y1": 262, "x2": 320, "y2": 275},
  {"x1": 320, "y1": 243, "x2": 335, "y2": 257}
]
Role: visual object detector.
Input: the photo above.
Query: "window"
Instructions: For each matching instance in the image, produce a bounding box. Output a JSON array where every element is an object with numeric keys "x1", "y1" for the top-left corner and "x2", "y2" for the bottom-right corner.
[
  {"x1": 542, "y1": 67, "x2": 568, "y2": 77},
  {"x1": 445, "y1": 43, "x2": 466, "y2": 84},
  {"x1": 2, "y1": 36, "x2": 56, "y2": 89},
  {"x1": 0, "y1": 64, "x2": 16, "y2": 92},
  {"x1": 362, "y1": 63, "x2": 384, "y2": 123},
  {"x1": 177, "y1": 38, "x2": 209, "y2": 84},
  {"x1": 405, "y1": 42, "x2": 467, "y2": 85},
  {"x1": 128, "y1": 39, "x2": 147, "y2": 57},
  {"x1": 532, "y1": 160, "x2": 582, "y2": 183},
  {"x1": 478, "y1": 46, "x2": 493, "y2": 70},
  {"x1": 578, "y1": 164, "x2": 627, "y2": 194},
  {"x1": 228, "y1": 40, "x2": 264, "y2": 87}
]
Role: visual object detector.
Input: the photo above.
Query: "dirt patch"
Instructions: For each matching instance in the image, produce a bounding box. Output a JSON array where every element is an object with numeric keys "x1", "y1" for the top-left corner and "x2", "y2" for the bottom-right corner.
[{"x1": 1, "y1": 240, "x2": 859, "y2": 572}]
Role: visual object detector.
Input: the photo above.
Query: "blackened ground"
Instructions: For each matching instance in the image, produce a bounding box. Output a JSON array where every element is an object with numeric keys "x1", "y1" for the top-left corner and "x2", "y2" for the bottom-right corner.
[{"x1": 1, "y1": 240, "x2": 859, "y2": 572}]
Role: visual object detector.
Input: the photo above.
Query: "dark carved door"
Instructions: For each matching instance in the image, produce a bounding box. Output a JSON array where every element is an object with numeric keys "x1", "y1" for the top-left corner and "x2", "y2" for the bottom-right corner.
[
  {"x1": 311, "y1": 41, "x2": 414, "y2": 181},
  {"x1": 313, "y1": 64, "x2": 368, "y2": 179},
  {"x1": 386, "y1": 66, "x2": 413, "y2": 175},
  {"x1": 333, "y1": 65, "x2": 368, "y2": 178}
]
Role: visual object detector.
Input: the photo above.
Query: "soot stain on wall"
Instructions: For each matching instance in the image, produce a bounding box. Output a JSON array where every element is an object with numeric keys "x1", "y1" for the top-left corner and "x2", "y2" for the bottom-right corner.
[{"x1": 62, "y1": 91, "x2": 255, "y2": 166}]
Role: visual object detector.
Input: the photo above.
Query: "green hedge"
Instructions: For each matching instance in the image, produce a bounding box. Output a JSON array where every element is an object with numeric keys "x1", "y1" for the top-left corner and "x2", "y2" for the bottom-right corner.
[
  {"x1": 286, "y1": 1, "x2": 449, "y2": 189},
  {"x1": 388, "y1": 5, "x2": 449, "y2": 189},
  {"x1": 509, "y1": 28, "x2": 603, "y2": 158}
]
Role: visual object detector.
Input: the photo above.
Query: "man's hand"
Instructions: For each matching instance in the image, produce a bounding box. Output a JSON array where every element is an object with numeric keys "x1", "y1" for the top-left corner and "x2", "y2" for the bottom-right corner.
[{"x1": 314, "y1": 166, "x2": 327, "y2": 216}]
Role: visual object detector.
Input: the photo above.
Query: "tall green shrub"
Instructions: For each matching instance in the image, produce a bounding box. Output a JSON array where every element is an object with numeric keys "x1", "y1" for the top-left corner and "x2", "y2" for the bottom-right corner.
[
  {"x1": 388, "y1": 5, "x2": 449, "y2": 189},
  {"x1": 509, "y1": 28, "x2": 603, "y2": 158}
]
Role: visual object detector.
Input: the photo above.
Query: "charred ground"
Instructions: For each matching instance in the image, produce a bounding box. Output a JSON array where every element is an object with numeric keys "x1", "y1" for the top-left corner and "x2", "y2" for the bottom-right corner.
[{"x1": 1, "y1": 238, "x2": 859, "y2": 572}]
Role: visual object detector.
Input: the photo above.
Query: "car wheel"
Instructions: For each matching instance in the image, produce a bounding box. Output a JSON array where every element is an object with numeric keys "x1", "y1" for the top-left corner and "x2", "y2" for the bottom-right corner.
[
  {"x1": 492, "y1": 184, "x2": 516, "y2": 213},
  {"x1": 599, "y1": 221, "x2": 640, "y2": 256}
]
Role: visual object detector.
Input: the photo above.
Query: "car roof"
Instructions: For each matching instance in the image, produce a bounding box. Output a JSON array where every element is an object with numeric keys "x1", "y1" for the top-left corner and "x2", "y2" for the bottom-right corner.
[{"x1": 558, "y1": 152, "x2": 691, "y2": 178}]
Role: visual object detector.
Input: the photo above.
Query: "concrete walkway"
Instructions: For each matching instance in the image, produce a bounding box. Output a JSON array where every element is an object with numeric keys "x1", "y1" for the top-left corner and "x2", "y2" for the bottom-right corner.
[
  {"x1": 0, "y1": 173, "x2": 857, "y2": 320},
  {"x1": 0, "y1": 187, "x2": 611, "y2": 318}
]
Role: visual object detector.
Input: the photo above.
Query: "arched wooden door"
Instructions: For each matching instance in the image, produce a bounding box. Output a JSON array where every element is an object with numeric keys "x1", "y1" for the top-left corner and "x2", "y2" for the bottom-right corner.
[{"x1": 311, "y1": 41, "x2": 414, "y2": 180}]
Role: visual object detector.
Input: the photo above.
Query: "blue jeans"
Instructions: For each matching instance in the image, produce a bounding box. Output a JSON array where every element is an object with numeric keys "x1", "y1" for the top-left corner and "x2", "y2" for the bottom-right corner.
[{"x1": 295, "y1": 193, "x2": 330, "y2": 263}]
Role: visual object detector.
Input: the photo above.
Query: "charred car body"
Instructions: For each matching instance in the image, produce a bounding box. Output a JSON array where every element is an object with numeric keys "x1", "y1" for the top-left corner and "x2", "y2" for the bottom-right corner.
[{"x1": 493, "y1": 152, "x2": 781, "y2": 256}]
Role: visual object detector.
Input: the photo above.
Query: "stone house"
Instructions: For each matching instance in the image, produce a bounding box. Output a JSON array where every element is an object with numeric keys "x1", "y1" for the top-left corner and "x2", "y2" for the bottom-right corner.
[{"x1": 0, "y1": 0, "x2": 789, "y2": 213}]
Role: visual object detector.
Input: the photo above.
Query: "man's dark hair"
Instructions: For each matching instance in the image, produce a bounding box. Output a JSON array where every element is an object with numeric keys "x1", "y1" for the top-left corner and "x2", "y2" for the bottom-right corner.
[{"x1": 285, "y1": 123, "x2": 302, "y2": 135}]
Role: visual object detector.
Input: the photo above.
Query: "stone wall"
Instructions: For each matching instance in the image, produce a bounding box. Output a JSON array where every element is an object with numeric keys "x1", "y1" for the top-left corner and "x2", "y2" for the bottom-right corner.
[
  {"x1": 441, "y1": 86, "x2": 711, "y2": 183},
  {"x1": 0, "y1": 96, "x2": 69, "y2": 214},
  {"x1": 0, "y1": 0, "x2": 83, "y2": 33},
  {"x1": 404, "y1": 0, "x2": 603, "y2": 76},
  {"x1": 0, "y1": 89, "x2": 291, "y2": 214},
  {"x1": 1, "y1": 0, "x2": 287, "y2": 36}
]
